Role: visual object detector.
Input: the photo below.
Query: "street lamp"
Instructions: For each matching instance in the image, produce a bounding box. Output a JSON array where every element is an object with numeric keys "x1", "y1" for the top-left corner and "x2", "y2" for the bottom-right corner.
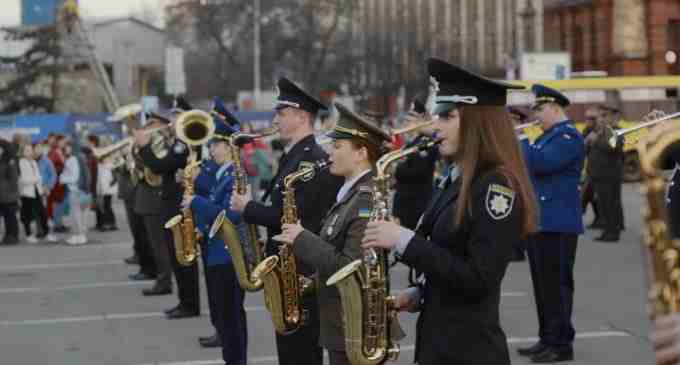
[{"x1": 253, "y1": 0, "x2": 261, "y2": 110}]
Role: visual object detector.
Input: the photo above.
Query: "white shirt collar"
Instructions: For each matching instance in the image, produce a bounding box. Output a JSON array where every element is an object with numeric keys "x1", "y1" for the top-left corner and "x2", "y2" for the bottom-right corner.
[{"x1": 336, "y1": 169, "x2": 371, "y2": 203}]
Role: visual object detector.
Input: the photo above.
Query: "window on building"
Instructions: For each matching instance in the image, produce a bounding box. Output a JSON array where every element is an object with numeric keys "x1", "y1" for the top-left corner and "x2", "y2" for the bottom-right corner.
[
  {"x1": 573, "y1": 25, "x2": 584, "y2": 71},
  {"x1": 668, "y1": 19, "x2": 680, "y2": 75}
]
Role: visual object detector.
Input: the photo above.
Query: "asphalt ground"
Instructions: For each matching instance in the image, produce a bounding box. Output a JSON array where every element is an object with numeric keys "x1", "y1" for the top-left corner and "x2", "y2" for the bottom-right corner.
[{"x1": 0, "y1": 183, "x2": 654, "y2": 364}]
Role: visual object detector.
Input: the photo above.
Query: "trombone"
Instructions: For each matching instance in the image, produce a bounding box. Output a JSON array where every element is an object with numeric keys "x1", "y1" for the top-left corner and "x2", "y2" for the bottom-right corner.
[
  {"x1": 608, "y1": 111, "x2": 680, "y2": 148},
  {"x1": 514, "y1": 120, "x2": 540, "y2": 131}
]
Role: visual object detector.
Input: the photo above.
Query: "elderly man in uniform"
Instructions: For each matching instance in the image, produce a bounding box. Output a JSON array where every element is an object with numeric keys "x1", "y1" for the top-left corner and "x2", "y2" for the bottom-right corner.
[
  {"x1": 231, "y1": 77, "x2": 343, "y2": 365},
  {"x1": 519, "y1": 85, "x2": 585, "y2": 363}
]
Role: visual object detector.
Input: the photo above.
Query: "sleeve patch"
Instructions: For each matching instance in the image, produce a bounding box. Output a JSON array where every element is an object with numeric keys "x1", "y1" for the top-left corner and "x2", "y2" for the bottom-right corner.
[
  {"x1": 358, "y1": 207, "x2": 371, "y2": 218},
  {"x1": 485, "y1": 183, "x2": 515, "y2": 220},
  {"x1": 297, "y1": 161, "x2": 316, "y2": 182}
]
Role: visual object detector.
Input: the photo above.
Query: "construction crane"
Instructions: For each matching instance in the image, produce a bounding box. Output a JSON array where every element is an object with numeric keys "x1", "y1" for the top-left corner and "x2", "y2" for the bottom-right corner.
[{"x1": 57, "y1": 0, "x2": 120, "y2": 112}]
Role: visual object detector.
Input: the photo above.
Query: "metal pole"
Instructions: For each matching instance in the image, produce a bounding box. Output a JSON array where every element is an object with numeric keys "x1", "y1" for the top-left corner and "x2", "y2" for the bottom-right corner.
[{"x1": 253, "y1": 0, "x2": 261, "y2": 110}]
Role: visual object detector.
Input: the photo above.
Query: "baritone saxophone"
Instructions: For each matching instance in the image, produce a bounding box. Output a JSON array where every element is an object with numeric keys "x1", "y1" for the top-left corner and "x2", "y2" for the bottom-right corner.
[
  {"x1": 251, "y1": 159, "x2": 330, "y2": 335},
  {"x1": 327, "y1": 137, "x2": 441, "y2": 365}
]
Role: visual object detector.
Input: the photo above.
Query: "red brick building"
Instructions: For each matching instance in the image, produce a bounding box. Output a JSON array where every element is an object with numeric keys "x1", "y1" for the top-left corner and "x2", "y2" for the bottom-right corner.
[{"x1": 544, "y1": 0, "x2": 680, "y2": 76}]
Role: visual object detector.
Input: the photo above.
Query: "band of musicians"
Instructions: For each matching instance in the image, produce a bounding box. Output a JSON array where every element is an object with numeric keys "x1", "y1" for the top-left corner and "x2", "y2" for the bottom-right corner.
[{"x1": 74, "y1": 56, "x2": 680, "y2": 365}]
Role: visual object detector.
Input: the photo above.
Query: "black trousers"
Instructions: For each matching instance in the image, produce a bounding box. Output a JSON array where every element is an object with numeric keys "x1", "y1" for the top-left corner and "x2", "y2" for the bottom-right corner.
[
  {"x1": 163, "y1": 212, "x2": 200, "y2": 311},
  {"x1": 143, "y1": 214, "x2": 173, "y2": 288},
  {"x1": 274, "y1": 294, "x2": 323, "y2": 365},
  {"x1": 124, "y1": 199, "x2": 156, "y2": 276},
  {"x1": 0, "y1": 202, "x2": 19, "y2": 239},
  {"x1": 101, "y1": 195, "x2": 117, "y2": 227},
  {"x1": 592, "y1": 179, "x2": 624, "y2": 236},
  {"x1": 581, "y1": 179, "x2": 600, "y2": 222},
  {"x1": 20, "y1": 195, "x2": 46, "y2": 236},
  {"x1": 527, "y1": 233, "x2": 578, "y2": 351},
  {"x1": 206, "y1": 263, "x2": 247, "y2": 365}
]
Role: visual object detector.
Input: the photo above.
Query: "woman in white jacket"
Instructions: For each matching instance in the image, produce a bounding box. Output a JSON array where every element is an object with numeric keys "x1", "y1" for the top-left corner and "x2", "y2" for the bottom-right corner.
[
  {"x1": 18, "y1": 144, "x2": 43, "y2": 243},
  {"x1": 96, "y1": 156, "x2": 118, "y2": 231}
]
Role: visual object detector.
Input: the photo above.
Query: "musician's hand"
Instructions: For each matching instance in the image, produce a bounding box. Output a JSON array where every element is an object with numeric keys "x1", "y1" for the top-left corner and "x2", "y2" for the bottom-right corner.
[
  {"x1": 230, "y1": 185, "x2": 252, "y2": 213},
  {"x1": 134, "y1": 129, "x2": 151, "y2": 147},
  {"x1": 361, "y1": 219, "x2": 403, "y2": 251},
  {"x1": 181, "y1": 194, "x2": 194, "y2": 209},
  {"x1": 271, "y1": 222, "x2": 304, "y2": 244},
  {"x1": 395, "y1": 287, "x2": 421, "y2": 312},
  {"x1": 652, "y1": 314, "x2": 680, "y2": 364}
]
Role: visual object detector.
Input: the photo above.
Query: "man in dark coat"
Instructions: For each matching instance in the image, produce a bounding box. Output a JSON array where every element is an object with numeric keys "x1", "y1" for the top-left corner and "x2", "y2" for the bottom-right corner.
[{"x1": 231, "y1": 78, "x2": 343, "y2": 365}]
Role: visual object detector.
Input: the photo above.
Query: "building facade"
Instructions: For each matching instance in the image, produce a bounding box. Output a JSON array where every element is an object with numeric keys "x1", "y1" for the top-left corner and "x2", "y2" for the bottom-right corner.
[{"x1": 544, "y1": 0, "x2": 680, "y2": 76}]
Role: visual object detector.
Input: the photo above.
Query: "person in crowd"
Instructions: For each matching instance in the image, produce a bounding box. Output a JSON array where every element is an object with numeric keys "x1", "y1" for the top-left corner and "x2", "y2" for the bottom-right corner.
[
  {"x1": 96, "y1": 155, "x2": 118, "y2": 231},
  {"x1": 392, "y1": 95, "x2": 438, "y2": 230},
  {"x1": 34, "y1": 142, "x2": 57, "y2": 242},
  {"x1": 48, "y1": 135, "x2": 68, "y2": 233},
  {"x1": 185, "y1": 112, "x2": 248, "y2": 364},
  {"x1": 231, "y1": 77, "x2": 343, "y2": 365},
  {"x1": 584, "y1": 104, "x2": 624, "y2": 242},
  {"x1": 0, "y1": 138, "x2": 20, "y2": 245},
  {"x1": 60, "y1": 141, "x2": 88, "y2": 245},
  {"x1": 519, "y1": 84, "x2": 585, "y2": 362},
  {"x1": 273, "y1": 102, "x2": 392, "y2": 365},
  {"x1": 86, "y1": 135, "x2": 103, "y2": 231},
  {"x1": 581, "y1": 106, "x2": 602, "y2": 229},
  {"x1": 361, "y1": 58, "x2": 536, "y2": 365},
  {"x1": 18, "y1": 144, "x2": 44, "y2": 243}
]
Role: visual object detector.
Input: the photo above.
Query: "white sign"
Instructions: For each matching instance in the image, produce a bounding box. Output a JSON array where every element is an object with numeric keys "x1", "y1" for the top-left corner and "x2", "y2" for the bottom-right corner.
[
  {"x1": 520, "y1": 52, "x2": 572, "y2": 80},
  {"x1": 165, "y1": 46, "x2": 186, "y2": 95}
]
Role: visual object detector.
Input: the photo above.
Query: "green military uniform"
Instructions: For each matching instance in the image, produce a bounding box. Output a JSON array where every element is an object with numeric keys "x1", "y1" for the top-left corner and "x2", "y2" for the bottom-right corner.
[{"x1": 292, "y1": 102, "x2": 390, "y2": 365}]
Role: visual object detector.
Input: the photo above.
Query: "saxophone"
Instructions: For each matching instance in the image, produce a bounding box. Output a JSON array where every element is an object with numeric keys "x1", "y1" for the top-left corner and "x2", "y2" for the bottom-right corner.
[
  {"x1": 208, "y1": 129, "x2": 278, "y2": 292},
  {"x1": 327, "y1": 138, "x2": 442, "y2": 365},
  {"x1": 165, "y1": 152, "x2": 202, "y2": 266},
  {"x1": 251, "y1": 159, "x2": 330, "y2": 335},
  {"x1": 637, "y1": 112, "x2": 680, "y2": 317}
]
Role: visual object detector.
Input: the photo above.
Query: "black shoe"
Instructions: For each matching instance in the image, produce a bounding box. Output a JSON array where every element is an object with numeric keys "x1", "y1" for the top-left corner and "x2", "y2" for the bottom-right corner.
[
  {"x1": 198, "y1": 333, "x2": 221, "y2": 348},
  {"x1": 518, "y1": 342, "x2": 548, "y2": 357},
  {"x1": 587, "y1": 221, "x2": 604, "y2": 229},
  {"x1": 53, "y1": 225, "x2": 70, "y2": 233},
  {"x1": 531, "y1": 347, "x2": 573, "y2": 363},
  {"x1": 1, "y1": 236, "x2": 19, "y2": 245},
  {"x1": 129, "y1": 272, "x2": 156, "y2": 281},
  {"x1": 595, "y1": 234, "x2": 619, "y2": 242},
  {"x1": 142, "y1": 284, "x2": 172, "y2": 296},
  {"x1": 163, "y1": 304, "x2": 180, "y2": 315},
  {"x1": 124, "y1": 256, "x2": 139, "y2": 265},
  {"x1": 165, "y1": 306, "x2": 200, "y2": 319}
]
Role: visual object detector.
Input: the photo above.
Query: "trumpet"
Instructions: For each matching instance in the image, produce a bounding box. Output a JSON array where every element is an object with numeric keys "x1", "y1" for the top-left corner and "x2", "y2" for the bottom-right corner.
[
  {"x1": 92, "y1": 124, "x2": 170, "y2": 161},
  {"x1": 608, "y1": 110, "x2": 680, "y2": 148},
  {"x1": 390, "y1": 120, "x2": 434, "y2": 136},
  {"x1": 514, "y1": 120, "x2": 541, "y2": 131},
  {"x1": 175, "y1": 110, "x2": 216, "y2": 147}
]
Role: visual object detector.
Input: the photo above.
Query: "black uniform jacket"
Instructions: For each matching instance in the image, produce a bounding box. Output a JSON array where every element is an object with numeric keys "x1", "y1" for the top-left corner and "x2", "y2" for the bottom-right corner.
[
  {"x1": 586, "y1": 127, "x2": 623, "y2": 181},
  {"x1": 293, "y1": 171, "x2": 373, "y2": 350},
  {"x1": 139, "y1": 140, "x2": 189, "y2": 216},
  {"x1": 401, "y1": 170, "x2": 521, "y2": 365},
  {"x1": 243, "y1": 134, "x2": 343, "y2": 275},
  {"x1": 393, "y1": 135, "x2": 438, "y2": 228}
]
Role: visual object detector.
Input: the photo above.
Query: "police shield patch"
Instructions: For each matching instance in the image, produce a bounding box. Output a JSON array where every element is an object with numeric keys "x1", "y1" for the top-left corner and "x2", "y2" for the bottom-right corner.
[
  {"x1": 298, "y1": 161, "x2": 316, "y2": 182},
  {"x1": 485, "y1": 184, "x2": 515, "y2": 220}
]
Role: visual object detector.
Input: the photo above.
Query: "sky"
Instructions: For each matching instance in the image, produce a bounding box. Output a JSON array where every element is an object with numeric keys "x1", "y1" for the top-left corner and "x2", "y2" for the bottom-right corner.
[{"x1": 0, "y1": 0, "x2": 165, "y2": 27}]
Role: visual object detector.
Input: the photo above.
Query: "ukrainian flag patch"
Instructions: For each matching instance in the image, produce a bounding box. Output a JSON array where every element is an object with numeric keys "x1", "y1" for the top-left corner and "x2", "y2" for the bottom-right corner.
[{"x1": 358, "y1": 207, "x2": 371, "y2": 218}]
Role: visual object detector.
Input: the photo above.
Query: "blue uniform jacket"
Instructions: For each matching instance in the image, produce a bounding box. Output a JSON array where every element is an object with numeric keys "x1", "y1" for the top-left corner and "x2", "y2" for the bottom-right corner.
[
  {"x1": 191, "y1": 161, "x2": 241, "y2": 266},
  {"x1": 522, "y1": 120, "x2": 585, "y2": 234}
]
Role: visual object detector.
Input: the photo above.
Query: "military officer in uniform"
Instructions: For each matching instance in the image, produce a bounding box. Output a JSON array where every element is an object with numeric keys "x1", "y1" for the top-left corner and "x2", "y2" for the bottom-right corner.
[
  {"x1": 231, "y1": 77, "x2": 343, "y2": 365},
  {"x1": 135, "y1": 100, "x2": 200, "y2": 319},
  {"x1": 183, "y1": 115, "x2": 248, "y2": 365},
  {"x1": 272, "y1": 102, "x2": 391, "y2": 365},
  {"x1": 392, "y1": 96, "x2": 438, "y2": 230},
  {"x1": 518, "y1": 84, "x2": 585, "y2": 362},
  {"x1": 362, "y1": 58, "x2": 538, "y2": 365},
  {"x1": 133, "y1": 116, "x2": 173, "y2": 296}
]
